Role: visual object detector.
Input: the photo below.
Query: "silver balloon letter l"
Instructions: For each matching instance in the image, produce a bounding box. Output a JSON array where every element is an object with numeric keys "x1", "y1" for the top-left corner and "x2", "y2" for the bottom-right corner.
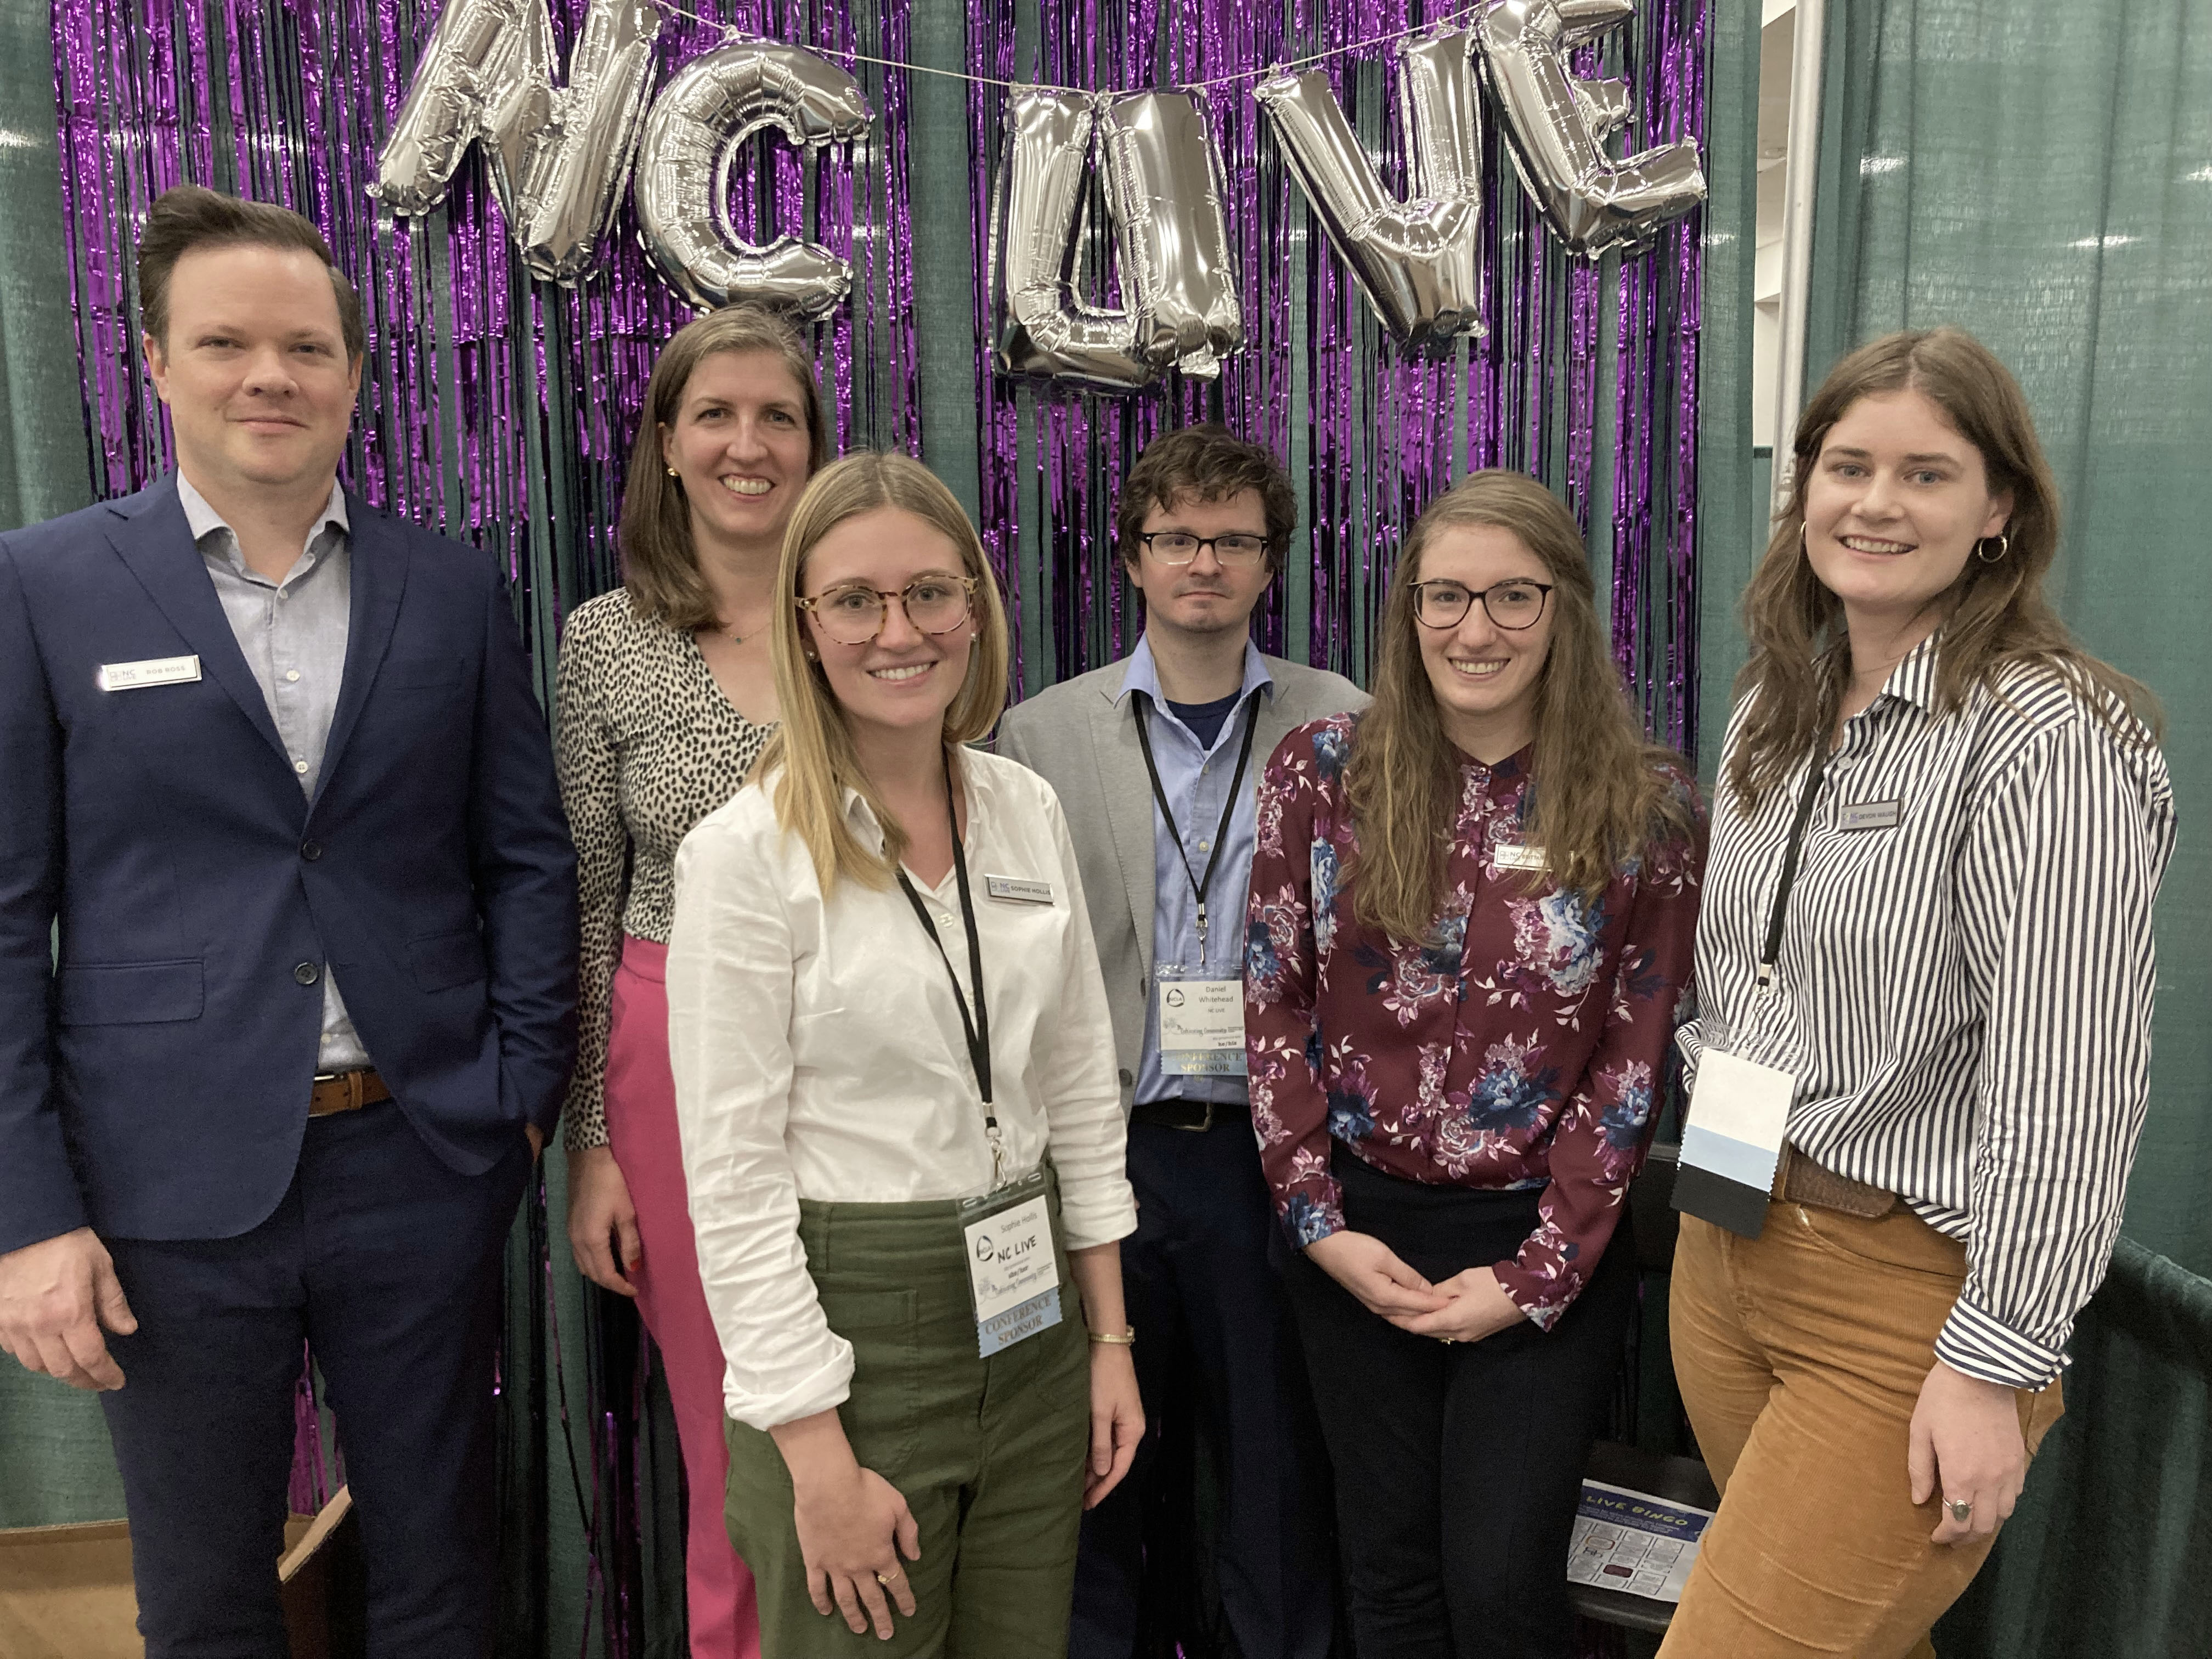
[
  {"x1": 370, "y1": 0, "x2": 662, "y2": 283},
  {"x1": 632, "y1": 40, "x2": 873, "y2": 319},
  {"x1": 1475, "y1": 0, "x2": 1707, "y2": 258}
]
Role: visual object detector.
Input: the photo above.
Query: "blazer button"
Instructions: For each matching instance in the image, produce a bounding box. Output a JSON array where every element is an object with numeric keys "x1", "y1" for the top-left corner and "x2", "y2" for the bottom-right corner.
[
  {"x1": 301, "y1": 841, "x2": 322, "y2": 861},
  {"x1": 294, "y1": 962, "x2": 320, "y2": 985},
  {"x1": 1119, "y1": 1068, "x2": 1133, "y2": 1086}
]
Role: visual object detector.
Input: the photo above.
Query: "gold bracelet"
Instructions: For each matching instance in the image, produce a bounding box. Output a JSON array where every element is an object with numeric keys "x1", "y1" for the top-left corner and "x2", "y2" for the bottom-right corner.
[{"x1": 1087, "y1": 1326, "x2": 1136, "y2": 1346}]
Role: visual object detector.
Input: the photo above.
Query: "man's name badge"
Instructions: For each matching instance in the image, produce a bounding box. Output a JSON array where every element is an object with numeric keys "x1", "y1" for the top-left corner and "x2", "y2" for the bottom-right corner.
[
  {"x1": 1673, "y1": 1049, "x2": 1795, "y2": 1239},
  {"x1": 1839, "y1": 800, "x2": 1902, "y2": 832},
  {"x1": 963, "y1": 1194, "x2": 1063, "y2": 1357},
  {"x1": 985, "y1": 874, "x2": 1054, "y2": 904},
  {"x1": 98, "y1": 654, "x2": 200, "y2": 692},
  {"x1": 1158, "y1": 977, "x2": 1246, "y2": 1076},
  {"x1": 1493, "y1": 843, "x2": 1548, "y2": 871}
]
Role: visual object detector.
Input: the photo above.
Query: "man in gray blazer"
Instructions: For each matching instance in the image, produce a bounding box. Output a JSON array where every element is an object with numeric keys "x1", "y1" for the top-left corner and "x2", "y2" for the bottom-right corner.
[{"x1": 998, "y1": 425, "x2": 1365, "y2": 1659}]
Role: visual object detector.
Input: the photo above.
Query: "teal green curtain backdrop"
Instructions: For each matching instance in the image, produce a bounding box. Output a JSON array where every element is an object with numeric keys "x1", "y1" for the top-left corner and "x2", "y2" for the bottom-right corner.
[{"x1": 1796, "y1": 2, "x2": 2211, "y2": 1655}]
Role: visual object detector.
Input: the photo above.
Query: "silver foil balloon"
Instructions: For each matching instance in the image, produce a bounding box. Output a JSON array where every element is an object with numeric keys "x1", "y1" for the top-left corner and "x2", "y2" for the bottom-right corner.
[
  {"x1": 633, "y1": 39, "x2": 873, "y2": 319},
  {"x1": 1255, "y1": 33, "x2": 1487, "y2": 353},
  {"x1": 989, "y1": 89, "x2": 1153, "y2": 392},
  {"x1": 1475, "y1": 0, "x2": 1707, "y2": 258},
  {"x1": 1097, "y1": 92, "x2": 1244, "y2": 379},
  {"x1": 370, "y1": 0, "x2": 661, "y2": 284}
]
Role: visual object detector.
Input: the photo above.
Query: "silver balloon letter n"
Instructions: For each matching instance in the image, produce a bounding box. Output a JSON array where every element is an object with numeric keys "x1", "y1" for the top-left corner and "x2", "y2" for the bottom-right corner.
[
  {"x1": 1256, "y1": 33, "x2": 1487, "y2": 353},
  {"x1": 633, "y1": 40, "x2": 872, "y2": 319},
  {"x1": 370, "y1": 0, "x2": 662, "y2": 284},
  {"x1": 1475, "y1": 0, "x2": 1708, "y2": 257}
]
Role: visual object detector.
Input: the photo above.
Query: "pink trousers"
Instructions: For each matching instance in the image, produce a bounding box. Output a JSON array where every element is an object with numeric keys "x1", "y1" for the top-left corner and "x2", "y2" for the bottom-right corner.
[{"x1": 604, "y1": 935, "x2": 763, "y2": 1659}]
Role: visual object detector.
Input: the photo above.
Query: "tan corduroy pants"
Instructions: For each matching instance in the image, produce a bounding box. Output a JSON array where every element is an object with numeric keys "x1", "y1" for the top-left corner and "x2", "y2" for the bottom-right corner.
[{"x1": 1661, "y1": 1203, "x2": 2066, "y2": 1658}]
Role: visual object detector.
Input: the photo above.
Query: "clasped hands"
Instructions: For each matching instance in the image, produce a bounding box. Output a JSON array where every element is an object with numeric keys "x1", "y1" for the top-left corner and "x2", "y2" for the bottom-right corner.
[{"x1": 1304, "y1": 1228, "x2": 1528, "y2": 1344}]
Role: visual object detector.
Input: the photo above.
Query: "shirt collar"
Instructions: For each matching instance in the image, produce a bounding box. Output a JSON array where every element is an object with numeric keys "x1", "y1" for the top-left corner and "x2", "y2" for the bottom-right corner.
[
  {"x1": 1113, "y1": 634, "x2": 1275, "y2": 711},
  {"x1": 1872, "y1": 629, "x2": 1943, "y2": 713},
  {"x1": 176, "y1": 469, "x2": 349, "y2": 548}
]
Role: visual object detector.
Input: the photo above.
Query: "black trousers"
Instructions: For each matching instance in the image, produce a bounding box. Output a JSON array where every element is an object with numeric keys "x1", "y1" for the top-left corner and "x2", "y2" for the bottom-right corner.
[
  {"x1": 1282, "y1": 1150, "x2": 1637, "y2": 1659},
  {"x1": 1070, "y1": 1113, "x2": 1338, "y2": 1659},
  {"x1": 99, "y1": 1100, "x2": 527, "y2": 1659}
]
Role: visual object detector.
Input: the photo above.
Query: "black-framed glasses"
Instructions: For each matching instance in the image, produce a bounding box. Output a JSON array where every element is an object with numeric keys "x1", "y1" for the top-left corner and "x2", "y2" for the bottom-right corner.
[
  {"x1": 796, "y1": 574, "x2": 979, "y2": 646},
  {"x1": 1410, "y1": 578, "x2": 1555, "y2": 631},
  {"x1": 1137, "y1": 531, "x2": 1270, "y2": 568}
]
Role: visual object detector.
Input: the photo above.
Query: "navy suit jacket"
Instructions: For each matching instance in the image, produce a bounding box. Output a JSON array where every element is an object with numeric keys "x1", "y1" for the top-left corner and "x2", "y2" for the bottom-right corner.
[{"x1": 0, "y1": 474, "x2": 578, "y2": 1253}]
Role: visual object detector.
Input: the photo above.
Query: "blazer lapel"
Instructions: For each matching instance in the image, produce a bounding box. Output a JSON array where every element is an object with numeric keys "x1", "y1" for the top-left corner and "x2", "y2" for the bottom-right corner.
[
  {"x1": 313, "y1": 494, "x2": 408, "y2": 805},
  {"x1": 1088, "y1": 675, "x2": 1159, "y2": 982},
  {"x1": 104, "y1": 477, "x2": 290, "y2": 768}
]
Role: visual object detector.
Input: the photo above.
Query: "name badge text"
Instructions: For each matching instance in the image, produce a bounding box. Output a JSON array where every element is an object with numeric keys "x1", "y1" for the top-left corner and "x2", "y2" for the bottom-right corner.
[
  {"x1": 985, "y1": 874, "x2": 1054, "y2": 904},
  {"x1": 1839, "y1": 800, "x2": 1902, "y2": 832},
  {"x1": 98, "y1": 654, "x2": 201, "y2": 692},
  {"x1": 1493, "y1": 843, "x2": 1548, "y2": 871}
]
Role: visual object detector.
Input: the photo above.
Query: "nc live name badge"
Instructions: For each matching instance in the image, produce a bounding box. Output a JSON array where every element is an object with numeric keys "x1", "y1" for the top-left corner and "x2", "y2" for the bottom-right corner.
[
  {"x1": 985, "y1": 874, "x2": 1054, "y2": 904},
  {"x1": 963, "y1": 1193, "x2": 1063, "y2": 1356},
  {"x1": 97, "y1": 654, "x2": 200, "y2": 692}
]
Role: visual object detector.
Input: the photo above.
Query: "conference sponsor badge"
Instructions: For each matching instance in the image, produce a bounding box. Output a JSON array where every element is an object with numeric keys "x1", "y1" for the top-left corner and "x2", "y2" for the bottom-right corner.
[
  {"x1": 1674, "y1": 1050, "x2": 1795, "y2": 1239},
  {"x1": 961, "y1": 1166, "x2": 1063, "y2": 1357},
  {"x1": 98, "y1": 654, "x2": 200, "y2": 692},
  {"x1": 1156, "y1": 969, "x2": 1246, "y2": 1076},
  {"x1": 985, "y1": 874, "x2": 1054, "y2": 904}
]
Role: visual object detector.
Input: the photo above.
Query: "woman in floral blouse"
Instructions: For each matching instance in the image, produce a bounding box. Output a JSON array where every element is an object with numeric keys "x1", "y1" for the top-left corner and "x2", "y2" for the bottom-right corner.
[{"x1": 1245, "y1": 470, "x2": 1702, "y2": 1659}]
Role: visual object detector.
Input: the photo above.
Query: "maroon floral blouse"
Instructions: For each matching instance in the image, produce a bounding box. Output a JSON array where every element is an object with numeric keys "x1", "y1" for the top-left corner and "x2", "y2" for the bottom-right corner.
[{"x1": 1244, "y1": 715, "x2": 1703, "y2": 1327}]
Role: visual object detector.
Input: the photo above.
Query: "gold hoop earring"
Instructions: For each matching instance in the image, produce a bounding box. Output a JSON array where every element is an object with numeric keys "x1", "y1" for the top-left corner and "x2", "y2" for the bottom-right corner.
[
  {"x1": 1798, "y1": 522, "x2": 1809, "y2": 556},
  {"x1": 1975, "y1": 532, "x2": 2010, "y2": 564}
]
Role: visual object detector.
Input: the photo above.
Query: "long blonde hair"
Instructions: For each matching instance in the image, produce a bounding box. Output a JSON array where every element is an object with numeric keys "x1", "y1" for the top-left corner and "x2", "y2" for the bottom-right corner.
[
  {"x1": 759, "y1": 452, "x2": 1011, "y2": 892},
  {"x1": 618, "y1": 305, "x2": 832, "y2": 630},
  {"x1": 1342, "y1": 471, "x2": 1694, "y2": 938},
  {"x1": 1730, "y1": 326, "x2": 2159, "y2": 811}
]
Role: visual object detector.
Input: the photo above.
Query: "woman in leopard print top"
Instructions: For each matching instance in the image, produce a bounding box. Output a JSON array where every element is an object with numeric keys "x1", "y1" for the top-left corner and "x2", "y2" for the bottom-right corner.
[{"x1": 554, "y1": 304, "x2": 832, "y2": 1659}]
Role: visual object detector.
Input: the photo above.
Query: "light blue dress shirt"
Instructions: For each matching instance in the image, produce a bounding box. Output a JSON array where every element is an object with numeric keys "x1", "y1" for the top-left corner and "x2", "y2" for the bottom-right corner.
[{"x1": 1115, "y1": 636, "x2": 1276, "y2": 1108}]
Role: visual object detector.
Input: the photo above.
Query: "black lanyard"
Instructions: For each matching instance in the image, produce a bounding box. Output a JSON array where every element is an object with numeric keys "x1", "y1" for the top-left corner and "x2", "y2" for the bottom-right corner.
[
  {"x1": 1756, "y1": 753, "x2": 1830, "y2": 997},
  {"x1": 1132, "y1": 691, "x2": 1262, "y2": 961},
  {"x1": 894, "y1": 757, "x2": 994, "y2": 1130}
]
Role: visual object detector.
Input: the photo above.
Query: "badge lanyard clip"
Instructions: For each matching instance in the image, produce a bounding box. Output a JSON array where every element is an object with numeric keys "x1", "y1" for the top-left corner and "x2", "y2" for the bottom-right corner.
[{"x1": 1132, "y1": 693, "x2": 1262, "y2": 964}]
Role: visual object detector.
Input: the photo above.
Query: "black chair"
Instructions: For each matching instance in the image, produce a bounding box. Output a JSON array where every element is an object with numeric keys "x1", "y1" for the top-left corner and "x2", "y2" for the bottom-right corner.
[{"x1": 1567, "y1": 1144, "x2": 1720, "y2": 1640}]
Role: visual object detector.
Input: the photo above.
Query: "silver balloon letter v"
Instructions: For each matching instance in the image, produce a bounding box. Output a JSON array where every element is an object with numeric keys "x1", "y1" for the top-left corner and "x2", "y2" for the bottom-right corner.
[{"x1": 370, "y1": 0, "x2": 663, "y2": 283}]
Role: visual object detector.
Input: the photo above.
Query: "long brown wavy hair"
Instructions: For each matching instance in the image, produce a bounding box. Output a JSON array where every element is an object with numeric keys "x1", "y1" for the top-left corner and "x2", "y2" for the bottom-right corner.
[
  {"x1": 1342, "y1": 471, "x2": 1695, "y2": 938},
  {"x1": 618, "y1": 304, "x2": 833, "y2": 630},
  {"x1": 1730, "y1": 326, "x2": 2159, "y2": 811},
  {"x1": 757, "y1": 452, "x2": 1011, "y2": 894}
]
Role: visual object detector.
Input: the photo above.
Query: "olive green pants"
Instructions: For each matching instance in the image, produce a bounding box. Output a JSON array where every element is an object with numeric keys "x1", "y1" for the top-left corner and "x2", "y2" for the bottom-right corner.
[{"x1": 726, "y1": 1183, "x2": 1091, "y2": 1658}]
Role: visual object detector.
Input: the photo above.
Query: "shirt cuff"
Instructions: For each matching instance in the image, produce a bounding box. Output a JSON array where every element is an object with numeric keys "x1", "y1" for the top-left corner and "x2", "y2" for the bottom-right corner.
[
  {"x1": 1934, "y1": 1292, "x2": 2069, "y2": 1391},
  {"x1": 1490, "y1": 1260, "x2": 1572, "y2": 1331},
  {"x1": 726, "y1": 1342, "x2": 857, "y2": 1434},
  {"x1": 1280, "y1": 1186, "x2": 1345, "y2": 1248}
]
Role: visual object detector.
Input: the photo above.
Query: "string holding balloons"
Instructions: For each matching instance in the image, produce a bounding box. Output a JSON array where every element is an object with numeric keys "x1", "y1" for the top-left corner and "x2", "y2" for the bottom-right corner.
[{"x1": 368, "y1": 0, "x2": 1706, "y2": 378}]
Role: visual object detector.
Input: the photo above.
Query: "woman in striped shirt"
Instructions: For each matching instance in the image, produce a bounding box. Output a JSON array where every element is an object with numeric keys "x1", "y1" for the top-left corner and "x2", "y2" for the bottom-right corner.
[{"x1": 1662, "y1": 328, "x2": 2174, "y2": 1657}]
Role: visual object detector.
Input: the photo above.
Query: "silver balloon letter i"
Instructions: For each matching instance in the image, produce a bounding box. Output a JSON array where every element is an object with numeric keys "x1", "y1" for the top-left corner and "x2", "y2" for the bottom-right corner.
[
  {"x1": 370, "y1": 0, "x2": 662, "y2": 284},
  {"x1": 991, "y1": 88, "x2": 1245, "y2": 391},
  {"x1": 632, "y1": 40, "x2": 873, "y2": 319},
  {"x1": 1475, "y1": 0, "x2": 1707, "y2": 258},
  {"x1": 1255, "y1": 32, "x2": 1487, "y2": 353}
]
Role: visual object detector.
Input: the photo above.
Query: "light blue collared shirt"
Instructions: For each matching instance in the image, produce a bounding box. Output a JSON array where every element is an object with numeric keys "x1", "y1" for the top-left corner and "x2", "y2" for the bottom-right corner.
[
  {"x1": 178, "y1": 469, "x2": 370, "y2": 1073},
  {"x1": 1116, "y1": 636, "x2": 1276, "y2": 1108}
]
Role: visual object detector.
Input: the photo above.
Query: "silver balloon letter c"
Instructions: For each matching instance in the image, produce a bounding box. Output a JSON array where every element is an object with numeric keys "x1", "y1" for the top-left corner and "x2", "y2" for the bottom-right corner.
[
  {"x1": 1475, "y1": 0, "x2": 1707, "y2": 257},
  {"x1": 370, "y1": 0, "x2": 662, "y2": 284},
  {"x1": 633, "y1": 40, "x2": 873, "y2": 319}
]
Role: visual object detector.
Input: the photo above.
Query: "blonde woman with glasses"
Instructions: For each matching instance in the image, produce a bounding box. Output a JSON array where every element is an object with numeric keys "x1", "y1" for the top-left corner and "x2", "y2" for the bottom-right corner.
[{"x1": 667, "y1": 452, "x2": 1142, "y2": 1657}]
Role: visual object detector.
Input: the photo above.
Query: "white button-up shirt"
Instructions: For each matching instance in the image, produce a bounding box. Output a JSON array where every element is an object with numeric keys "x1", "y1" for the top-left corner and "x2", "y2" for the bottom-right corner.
[{"x1": 668, "y1": 747, "x2": 1136, "y2": 1430}]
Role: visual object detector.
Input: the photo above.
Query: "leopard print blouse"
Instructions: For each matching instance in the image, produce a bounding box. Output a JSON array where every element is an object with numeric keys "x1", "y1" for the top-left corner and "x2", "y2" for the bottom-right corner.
[{"x1": 555, "y1": 589, "x2": 772, "y2": 1151}]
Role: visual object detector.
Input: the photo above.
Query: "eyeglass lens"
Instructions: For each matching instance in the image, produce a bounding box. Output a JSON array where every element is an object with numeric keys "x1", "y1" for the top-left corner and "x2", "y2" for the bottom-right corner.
[
  {"x1": 814, "y1": 577, "x2": 972, "y2": 645},
  {"x1": 1146, "y1": 533, "x2": 1268, "y2": 566}
]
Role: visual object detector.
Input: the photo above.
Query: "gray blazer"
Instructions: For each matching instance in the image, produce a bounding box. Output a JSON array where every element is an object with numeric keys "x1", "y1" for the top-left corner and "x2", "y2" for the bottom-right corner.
[{"x1": 996, "y1": 651, "x2": 1368, "y2": 1110}]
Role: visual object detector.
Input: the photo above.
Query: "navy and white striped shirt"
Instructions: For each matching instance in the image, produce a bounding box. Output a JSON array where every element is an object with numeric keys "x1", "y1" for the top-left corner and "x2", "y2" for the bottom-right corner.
[{"x1": 1679, "y1": 634, "x2": 2175, "y2": 1391}]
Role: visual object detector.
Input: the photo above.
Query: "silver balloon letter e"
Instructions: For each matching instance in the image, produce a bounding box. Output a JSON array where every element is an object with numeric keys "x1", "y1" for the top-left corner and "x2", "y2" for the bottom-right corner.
[
  {"x1": 370, "y1": 0, "x2": 662, "y2": 284},
  {"x1": 1475, "y1": 0, "x2": 1707, "y2": 258}
]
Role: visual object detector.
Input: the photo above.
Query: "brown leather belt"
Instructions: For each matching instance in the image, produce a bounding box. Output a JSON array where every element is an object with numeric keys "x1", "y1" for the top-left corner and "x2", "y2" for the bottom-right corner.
[
  {"x1": 1772, "y1": 1143, "x2": 1896, "y2": 1218},
  {"x1": 309, "y1": 1069, "x2": 392, "y2": 1118}
]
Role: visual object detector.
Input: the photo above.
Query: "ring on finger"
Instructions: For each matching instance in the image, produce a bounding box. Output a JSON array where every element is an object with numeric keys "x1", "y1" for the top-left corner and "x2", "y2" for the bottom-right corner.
[{"x1": 1945, "y1": 1497, "x2": 1973, "y2": 1523}]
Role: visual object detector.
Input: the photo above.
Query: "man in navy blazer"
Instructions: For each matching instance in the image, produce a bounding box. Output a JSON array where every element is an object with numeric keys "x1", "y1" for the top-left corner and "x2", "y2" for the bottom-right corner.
[{"x1": 0, "y1": 186, "x2": 577, "y2": 1656}]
